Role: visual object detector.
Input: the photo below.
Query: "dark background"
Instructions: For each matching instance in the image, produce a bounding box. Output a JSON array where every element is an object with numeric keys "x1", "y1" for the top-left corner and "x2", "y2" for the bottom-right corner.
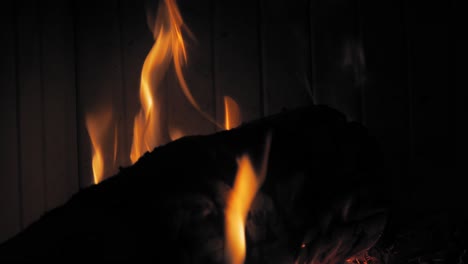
[{"x1": 0, "y1": 0, "x2": 464, "y2": 244}]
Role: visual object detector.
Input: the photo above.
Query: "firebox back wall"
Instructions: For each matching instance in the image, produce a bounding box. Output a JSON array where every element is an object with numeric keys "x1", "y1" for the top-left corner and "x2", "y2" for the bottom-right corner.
[{"x1": 0, "y1": 0, "x2": 462, "y2": 243}]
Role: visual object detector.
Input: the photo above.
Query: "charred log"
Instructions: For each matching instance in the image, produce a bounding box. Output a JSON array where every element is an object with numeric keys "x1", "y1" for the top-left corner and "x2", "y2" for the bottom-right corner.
[{"x1": 0, "y1": 105, "x2": 388, "y2": 262}]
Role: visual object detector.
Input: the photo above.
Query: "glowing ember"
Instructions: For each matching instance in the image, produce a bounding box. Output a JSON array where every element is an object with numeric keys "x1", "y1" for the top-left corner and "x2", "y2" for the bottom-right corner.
[
  {"x1": 224, "y1": 96, "x2": 241, "y2": 130},
  {"x1": 346, "y1": 252, "x2": 379, "y2": 264},
  {"x1": 294, "y1": 200, "x2": 386, "y2": 264},
  {"x1": 85, "y1": 108, "x2": 114, "y2": 184},
  {"x1": 224, "y1": 134, "x2": 271, "y2": 264}
]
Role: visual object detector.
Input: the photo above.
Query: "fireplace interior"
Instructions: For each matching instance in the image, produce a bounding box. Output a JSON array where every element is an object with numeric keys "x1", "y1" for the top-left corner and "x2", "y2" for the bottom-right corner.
[{"x1": 0, "y1": 0, "x2": 465, "y2": 262}]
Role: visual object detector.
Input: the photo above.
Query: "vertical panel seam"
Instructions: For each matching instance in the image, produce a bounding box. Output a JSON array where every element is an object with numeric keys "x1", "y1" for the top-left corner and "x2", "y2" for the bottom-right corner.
[
  {"x1": 210, "y1": 0, "x2": 218, "y2": 129},
  {"x1": 117, "y1": 0, "x2": 129, "y2": 167},
  {"x1": 256, "y1": 0, "x2": 266, "y2": 117},
  {"x1": 305, "y1": 0, "x2": 316, "y2": 106},
  {"x1": 71, "y1": 0, "x2": 82, "y2": 190},
  {"x1": 38, "y1": 0, "x2": 48, "y2": 212},
  {"x1": 404, "y1": 0, "x2": 415, "y2": 177},
  {"x1": 308, "y1": 0, "x2": 318, "y2": 105},
  {"x1": 13, "y1": 0, "x2": 24, "y2": 231},
  {"x1": 356, "y1": 0, "x2": 365, "y2": 124}
]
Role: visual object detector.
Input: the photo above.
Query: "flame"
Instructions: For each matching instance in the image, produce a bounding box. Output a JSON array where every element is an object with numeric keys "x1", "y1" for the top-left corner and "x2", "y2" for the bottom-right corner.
[
  {"x1": 224, "y1": 96, "x2": 241, "y2": 130},
  {"x1": 168, "y1": 126, "x2": 184, "y2": 141},
  {"x1": 225, "y1": 134, "x2": 271, "y2": 264},
  {"x1": 164, "y1": 0, "x2": 221, "y2": 129},
  {"x1": 130, "y1": 0, "x2": 221, "y2": 164},
  {"x1": 85, "y1": 108, "x2": 113, "y2": 184},
  {"x1": 129, "y1": 2, "x2": 172, "y2": 163}
]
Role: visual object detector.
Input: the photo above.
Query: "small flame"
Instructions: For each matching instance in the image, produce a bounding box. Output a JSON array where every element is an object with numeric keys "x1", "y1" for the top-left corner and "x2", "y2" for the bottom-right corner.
[
  {"x1": 168, "y1": 126, "x2": 185, "y2": 141},
  {"x1": 225, "y1": 134, "x2": 271, "y2": 264},
  {"x1": 224, "y1": 96, "x2": 241, "y2": 130},
  {"x1": 85, "y1": 108, "x2": 113, "y2": 184}
]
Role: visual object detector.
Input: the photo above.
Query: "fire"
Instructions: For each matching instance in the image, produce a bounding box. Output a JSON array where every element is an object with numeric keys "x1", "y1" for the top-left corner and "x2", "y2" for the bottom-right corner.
[
  {"x1": 224, "y1": 155, "x2": 257, "y2": 264},
  {"x1": 129, "y1": 0, "x2": 175, "y2": 164},
  {"x1": 129, "y1": 0, "x2": 220, "y2": 164},
  {"x1": 86, "y1": 0, "x2": 225, "y2": 182},
  {"x1": 168, "y1": 126, "x2": 185, "y2": 141},
  {"x1": 225, "y1": 134, "x2": 271, "y2": 264},
  {"x1": 85, "y1": 108, "x2": 114, "y2": 184},
  {"x1": 224, "y1": 96, "x2": 241, "y2": 130}
]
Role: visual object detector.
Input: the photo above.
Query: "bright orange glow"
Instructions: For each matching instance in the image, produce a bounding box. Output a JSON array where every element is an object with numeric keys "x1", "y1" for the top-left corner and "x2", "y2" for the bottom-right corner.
[
  {"x1": 85, "y1": 108, "x2": 113, "y2": 184},
  {"x1": 225, "y1": 134, "x2": 271, "y2": 264},
  {"x1": 224, "y1": 96, "x2": 241, "y2": 130}
]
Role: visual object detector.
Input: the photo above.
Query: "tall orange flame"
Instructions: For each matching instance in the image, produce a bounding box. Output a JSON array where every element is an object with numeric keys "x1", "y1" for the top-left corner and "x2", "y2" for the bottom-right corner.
[
  {"x1": 129, "y1": 0, "x2": 172, "y2": 164},
  {"x1": 225, "y1": 134, "x2": 271, "y2": 264},
  {"x1": 85, "y1": 108, "x2": 114, "y2": 184},
  {"x1": 86, "y1": 0, "x2": 227, "y2": 183},
  {"x1": 224, "y1": 96, "x2": 241, "y2": 130},
  {"x1": 130, "y1": 0, "x2": 221, "y2": 164}
]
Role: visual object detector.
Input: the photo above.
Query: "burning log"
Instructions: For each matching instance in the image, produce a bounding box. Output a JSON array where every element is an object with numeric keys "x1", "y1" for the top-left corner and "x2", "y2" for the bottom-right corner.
[{"x1": 0, "y1": 105, "x2": 388, "y2": 263}]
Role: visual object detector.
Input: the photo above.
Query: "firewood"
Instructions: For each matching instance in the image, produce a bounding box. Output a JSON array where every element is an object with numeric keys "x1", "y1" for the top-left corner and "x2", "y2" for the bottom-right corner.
[{"x1": 0, "y1": 105, "x2": 387, "y2": 263}]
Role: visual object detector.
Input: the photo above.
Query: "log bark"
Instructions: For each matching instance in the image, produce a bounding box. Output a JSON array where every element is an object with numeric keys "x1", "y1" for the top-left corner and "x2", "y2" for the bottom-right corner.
[{"x1": 0, "y1": 105, "x2": 387, "y2": 263}]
